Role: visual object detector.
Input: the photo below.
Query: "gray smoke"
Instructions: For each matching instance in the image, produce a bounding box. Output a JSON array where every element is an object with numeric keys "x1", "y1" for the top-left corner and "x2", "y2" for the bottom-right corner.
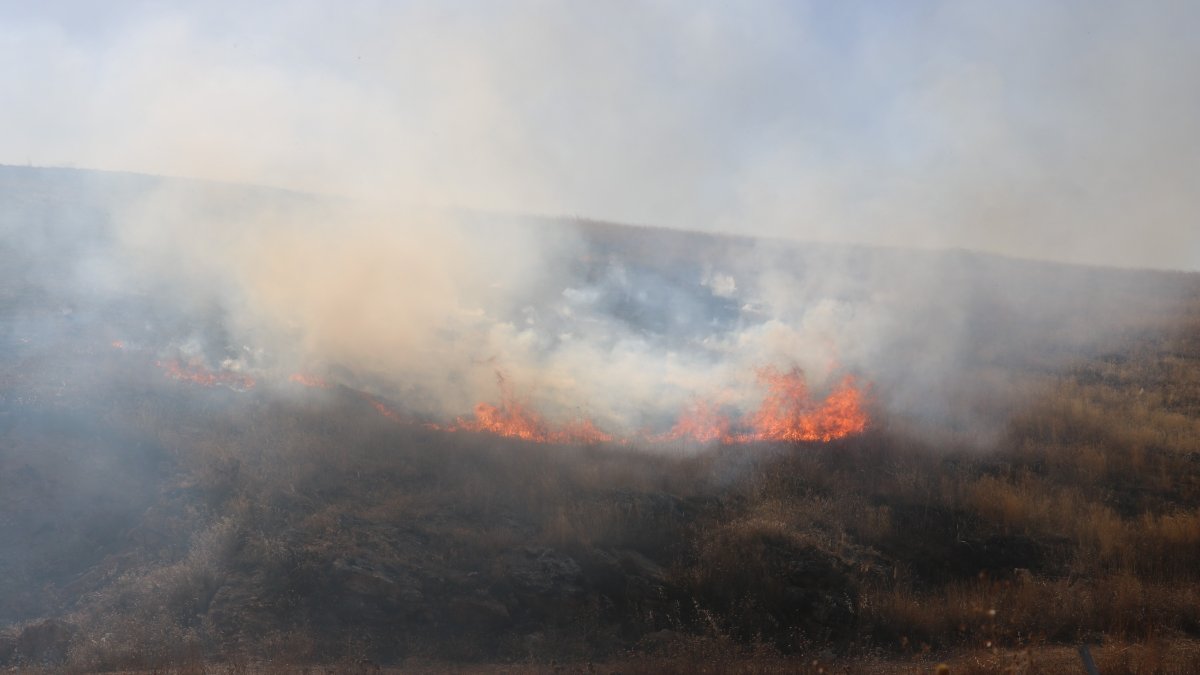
[
  {"x1": 2, "y1": 2, "x2": 1197, "y2": 269},
  {"x1": 2, "y1": 2, "x2": 1197, "y2": 440}
]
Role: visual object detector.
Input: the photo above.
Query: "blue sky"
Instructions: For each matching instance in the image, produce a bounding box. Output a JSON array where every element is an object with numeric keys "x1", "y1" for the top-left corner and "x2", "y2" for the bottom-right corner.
[{"x1": 2, "y1": 1, "x2": 1198, "y2": 269}]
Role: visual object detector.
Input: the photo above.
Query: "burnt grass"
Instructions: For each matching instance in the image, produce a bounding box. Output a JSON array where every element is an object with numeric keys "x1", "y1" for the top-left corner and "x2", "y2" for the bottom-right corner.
[
  {"x1": 2, "y1": 284, "x2": 1200, "y2": 673},
  {"x1": 3, "y1": 168, "x2": 1200, "y2": 671}
]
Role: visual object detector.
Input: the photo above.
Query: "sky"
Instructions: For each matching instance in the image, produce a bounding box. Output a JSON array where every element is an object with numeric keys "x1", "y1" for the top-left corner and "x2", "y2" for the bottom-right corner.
[{"x1": 2, "y1": 0, "x2": 1199, "y2": 270}]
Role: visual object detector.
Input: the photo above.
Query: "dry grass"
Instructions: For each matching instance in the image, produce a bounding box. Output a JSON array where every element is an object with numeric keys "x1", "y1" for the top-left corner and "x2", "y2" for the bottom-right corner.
[{"x1": 5, "y1": 266, "x2": 1200, "y2": 672}]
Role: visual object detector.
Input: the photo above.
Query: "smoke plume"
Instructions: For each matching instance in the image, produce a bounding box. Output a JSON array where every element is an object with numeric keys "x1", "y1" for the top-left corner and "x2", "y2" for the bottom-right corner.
[{"x1": 3, "y1": 2, "x2": 1198, "y2": 439}]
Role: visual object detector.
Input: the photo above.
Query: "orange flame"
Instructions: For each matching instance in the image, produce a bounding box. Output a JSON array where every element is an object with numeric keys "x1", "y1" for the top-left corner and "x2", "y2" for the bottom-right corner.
[
  {"x1": 456, "y1": 399, "x2": 550, "y2": 442},
  {"x1": 451, "y1": 366, "x2": 867, "y2": 446},
  {"x1": 736, "y1": 367, "x2": 867, "y2": 443},
  {"x1": 364, "y1": 395, "x2": 405, "y2": 422},
  {"x1": 448, "y1": 374, "x2": 614, "y2": 444},
  {"x1": 157, "y1": 359, "x2": 256, "y2": 391},
  {"x1": 289, "y1": 372, "x2": 331, "y2": 389},
  {"x1": 551, "y1": 417, "x2": 615, "y2": 444},
  {"x1": 156, "y1": 363, "x2": 864, "y2": 446},
  {"x1": 655, "y1": 400, "x2": 733, "y2": 444}
]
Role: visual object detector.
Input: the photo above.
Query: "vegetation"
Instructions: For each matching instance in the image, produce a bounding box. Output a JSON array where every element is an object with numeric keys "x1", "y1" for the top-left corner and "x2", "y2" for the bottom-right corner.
[
  {"x1": 0, "y1": 280, "x2": 1197, "y2": 673},
  {"x1": 2, "y1": 168, "x2": 1200, "y2": 672}
]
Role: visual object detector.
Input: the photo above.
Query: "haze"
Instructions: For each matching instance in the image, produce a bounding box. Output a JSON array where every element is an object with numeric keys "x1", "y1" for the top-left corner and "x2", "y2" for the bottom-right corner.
[{"x1": 3, "y1": 1, "x2": 1198, "y2": 270}]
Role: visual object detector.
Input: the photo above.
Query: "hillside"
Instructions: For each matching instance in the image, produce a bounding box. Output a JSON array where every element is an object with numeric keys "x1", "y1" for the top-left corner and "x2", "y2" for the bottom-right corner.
[{"x1": 2, "y1": 167, "x2": 1200, "y2": 673}]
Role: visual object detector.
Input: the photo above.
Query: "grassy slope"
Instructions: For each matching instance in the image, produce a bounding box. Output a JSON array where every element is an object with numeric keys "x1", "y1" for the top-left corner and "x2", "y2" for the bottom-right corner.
[
  {"x1": 0, "y1": 276, "x2": 1195, "y2": 673},
  {"x1": 1, "y1": 168, "x2": 1200, "y2": 672}
]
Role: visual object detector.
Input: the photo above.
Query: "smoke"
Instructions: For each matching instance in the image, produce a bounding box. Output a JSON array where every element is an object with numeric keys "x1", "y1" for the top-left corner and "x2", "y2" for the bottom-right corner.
[
  {"x1": 57, "y1": 176, "x2": 1158, "y2": 444},
  {"x1": 102, "y1": 186, "x2": 752, "y2": 428},
  {"x1": 4, "y1": 2, "x2": 1199, "y2": 269},
  {"x1": 2, "y1": 2, "x2": 1197, "y2": 439}
]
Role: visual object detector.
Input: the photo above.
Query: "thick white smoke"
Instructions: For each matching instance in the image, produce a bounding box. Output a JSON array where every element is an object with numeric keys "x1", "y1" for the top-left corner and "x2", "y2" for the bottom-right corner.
[
  {"x1": 4, "y1": 2, "x2": 1197, "y2": 439},
  {"x1": 2, "y1": 2, "x2": 1198, "y2": 269}
]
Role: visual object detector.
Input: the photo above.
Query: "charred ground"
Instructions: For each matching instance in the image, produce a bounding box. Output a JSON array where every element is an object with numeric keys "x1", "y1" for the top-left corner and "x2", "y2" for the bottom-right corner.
[{"x1": 3, "y1": 167, "x2": 1200, "y2": 672}]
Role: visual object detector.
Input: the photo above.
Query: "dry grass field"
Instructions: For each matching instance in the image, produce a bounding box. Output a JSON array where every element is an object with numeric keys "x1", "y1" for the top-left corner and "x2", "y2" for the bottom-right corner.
[{"x1": 3, "y1": 169, "x2": 1200, "y2": 674}]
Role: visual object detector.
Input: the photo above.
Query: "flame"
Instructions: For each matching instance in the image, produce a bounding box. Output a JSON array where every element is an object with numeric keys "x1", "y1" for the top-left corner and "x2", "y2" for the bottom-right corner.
[
  {"x1": 456, "y1": 399, "x2": 549, "y2": 442},
  {"x1": 736, "y1": 367, "x2": 867, "y2": 442},
  {"x1": 551, "y1": 417, "x2": 615, "y2": 444},
  {"x1": 111, "y1": 340, "x2": 126, "y2": 350},
  {"x1": 451, "y1": 366, "x2": 867, "y2": 446},
  {"x1": 152, "y1": 352, "x2": 864, "y2": 446},
  {"x1": 448, "y1": 374, "x2": 614, "y2": 444},
  {"x1": 364, "y1": 394, "x2": 405, "y2": 422},
  {"x1": 157, "y1": 359, "x2": 256, "y2": 391},
  {"x1": 289, "y1": 372, "x2": 331, "y2": 389},
  {"x1": 655, "y1": 400, "x2": 733, "y2": 444},
  {"x1": 453, "y1": 401, "x2": 616, "y2": 444}
]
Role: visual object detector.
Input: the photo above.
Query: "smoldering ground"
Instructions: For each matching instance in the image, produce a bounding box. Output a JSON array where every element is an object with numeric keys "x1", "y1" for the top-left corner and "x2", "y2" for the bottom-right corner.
[
  {"x1": 5, "y1": 165, "x2": 1198, "y2": 668},
  {"x1": 3, "y1": 1, "x2": 1200, "y2": 441},
  {"x1": 4, "y1": 165, "x2": 1189, "y2": 448},
  {"x1": 3, "y1": 4, "x2": 1200, "y2": 668}
]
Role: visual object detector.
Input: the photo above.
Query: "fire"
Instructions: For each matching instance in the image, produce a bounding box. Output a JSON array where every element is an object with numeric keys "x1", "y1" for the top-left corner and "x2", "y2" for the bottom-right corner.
[
  {"x1": 289, "y1": 372, "x2": 331, "y2": 389},
  {"x1": 111, "y1": 340, "x2": 126, "y2": 350},
  {"x1": 364, "y1": 394, "x2": 405, "y2": 422},
  {"x1": 448, "y1": 374, "x2": 614, "y2": 444},
  {"x1": 456, "y1": 399, "x2": 550, "y2": 442},
  {"x1": 656, "y1": 400, "x2": 733, "y2": 444},
  {"x1": 450, "y1": 366, "x2": 868, "y2": 446},
  {"x1": 554, "y1": 418, "x2": 615, "y2": 445},
  {"x1": 151, "y1": 351, "x2": 864, "y2": 446},
  {"x1": 157, "y1": 359, "x2": 256, "y2": 391},
  {"x1": 736, "y1": 367, "x2": 867, "y2": 443}
]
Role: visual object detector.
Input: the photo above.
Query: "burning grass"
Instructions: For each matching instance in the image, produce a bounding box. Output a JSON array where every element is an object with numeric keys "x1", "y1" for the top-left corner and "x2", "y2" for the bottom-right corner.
[
  {"x1": 155, "y1": 359, "x2": 871, "y2": 448},
  {"x1": 4, "y1": 292, "x2": 1200, "y2": 671},
  {"x1": 423, "y1": 367, "x2": 869, "y2": 446},
  {"x1": 8, "y1": 326, "x2": 1199, "y2": 671},
  {"x1": 3, "y1": 246, "x2": 1200, "y2": 672},
  {"x1": 157, "y1": 358, "x2": 256, "y2": 391}
]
